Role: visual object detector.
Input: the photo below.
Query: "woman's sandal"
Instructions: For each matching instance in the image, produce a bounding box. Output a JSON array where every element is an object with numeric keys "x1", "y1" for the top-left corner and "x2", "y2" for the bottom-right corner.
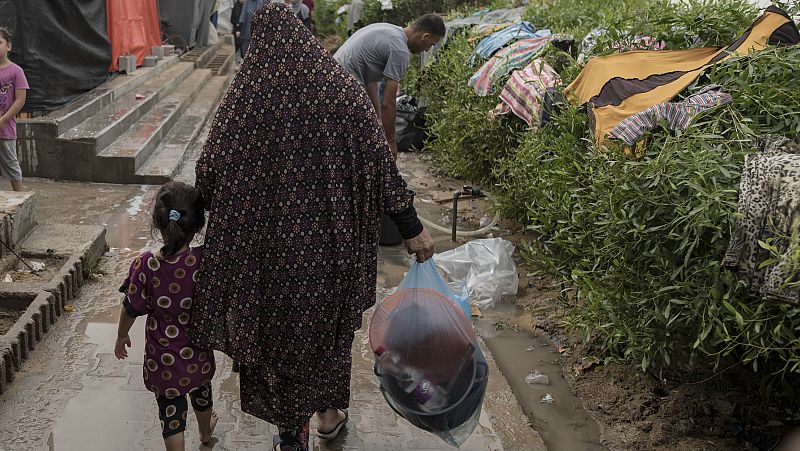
[{"x1": 315, "y1": 409, "x2": 349, "y2": 440}]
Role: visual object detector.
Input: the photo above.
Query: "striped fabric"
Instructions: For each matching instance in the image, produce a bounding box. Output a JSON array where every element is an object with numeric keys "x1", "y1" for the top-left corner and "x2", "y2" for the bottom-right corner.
[
  {"x1": 490, "y1": 59, "x2": 561, "y2": 127},
  {"x1": 468, "y1": 36, "x2": 552, "y2": 96},
  {"x1": 470, "y1": 22, "x2": 551, "y2": 63},
  {"x1": 609, "y1": 85, "x2": 732, "y2": 146}
]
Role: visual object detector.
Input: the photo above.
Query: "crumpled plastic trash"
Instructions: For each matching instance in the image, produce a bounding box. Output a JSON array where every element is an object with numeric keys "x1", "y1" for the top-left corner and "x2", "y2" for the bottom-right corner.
[
  {"x1": 434, "y1": 238, "x2": 519, "y2": 309},
  {"x1": 540, "y1": 393, "x2": 554, "y2": 404},
  {"x1": 525, "y1": 370, "x2": 549, "y2": 386},
  {"x1": 16, "y1": 261, "x2": 46, "y2": 274},
  {"x1": 3, "y1": 274, "x2": 12, "y2": 283}
]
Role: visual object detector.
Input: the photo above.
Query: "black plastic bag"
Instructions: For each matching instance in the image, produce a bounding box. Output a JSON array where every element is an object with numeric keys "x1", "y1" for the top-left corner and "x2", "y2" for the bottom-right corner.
[{"x1": 395, "y1": 95, "x2": 427, "y2": 152}]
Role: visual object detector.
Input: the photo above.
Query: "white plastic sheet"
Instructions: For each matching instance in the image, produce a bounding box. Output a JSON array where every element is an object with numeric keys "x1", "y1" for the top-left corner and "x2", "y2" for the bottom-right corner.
[
  {"x1": 434, "y1": 238, "x2": 518, "y2": 309},
  {"x1": 217, "y1": 0, "x2": 234, "y2": 34}
]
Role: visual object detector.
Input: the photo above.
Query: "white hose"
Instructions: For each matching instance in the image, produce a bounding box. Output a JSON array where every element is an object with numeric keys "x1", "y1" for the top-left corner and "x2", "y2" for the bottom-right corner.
[{"x1": 417, "y1": 209, "x2": 501, "y2": 237}]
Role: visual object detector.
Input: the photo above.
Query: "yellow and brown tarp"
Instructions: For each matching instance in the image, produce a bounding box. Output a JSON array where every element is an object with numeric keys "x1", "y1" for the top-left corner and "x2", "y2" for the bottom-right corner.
[{"x1": 566, "y1": 6, "x2": 800, "y2": 144}]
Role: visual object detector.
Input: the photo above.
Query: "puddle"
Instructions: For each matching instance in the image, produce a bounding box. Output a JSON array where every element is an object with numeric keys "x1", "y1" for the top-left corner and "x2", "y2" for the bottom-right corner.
[
  {"x1": 50, "y1": 305, "x2": 154, "y2": 450},
  {"x1": 126, "y1": 185, "x2": 149, "y2": 216},
  {"x1": 24, "y1": 179, "x2": 154, "y2": 250},
  {"x1": 475, "y1": 301, "x2": 606, "y2": 451}
]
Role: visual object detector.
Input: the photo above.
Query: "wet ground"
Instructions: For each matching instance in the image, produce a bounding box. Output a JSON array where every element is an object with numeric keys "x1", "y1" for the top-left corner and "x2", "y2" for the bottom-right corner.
[
  {"x1": 474, "y1": 304, "x2": 605, "y2": 451},
  {"x1": 0, "y1": 153, "x2": 547, "y2": 450},
  {"x1": 395, "y1": 153, "x2": 606, "y2": 451}
]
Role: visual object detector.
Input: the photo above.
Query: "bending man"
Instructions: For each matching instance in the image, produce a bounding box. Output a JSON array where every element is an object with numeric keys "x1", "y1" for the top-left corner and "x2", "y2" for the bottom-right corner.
[{"x1": 334, "y1": 14, "x2": 445, "y2": 158}]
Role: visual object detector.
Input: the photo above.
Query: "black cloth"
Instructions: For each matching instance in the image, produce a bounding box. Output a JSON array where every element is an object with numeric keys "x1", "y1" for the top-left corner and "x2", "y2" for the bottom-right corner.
[
  {"x1": 232, "y1": 1, "x2": 244, "y2": 32},
  {"x1": 156, "y1": 385, "x2": 214, "y2": 438},
  {"x1": 389, "y1": 204, "x2": 423, "y2": 239},
  {"x1": 395, "y1": 95, "x2": 427, "y2": 152},
  {"x1": 232, "y1": 0, "x2": 244, "y2": 52},
  {"x1": 2, "y1": 0, "x2": 111, "y2": 112}
]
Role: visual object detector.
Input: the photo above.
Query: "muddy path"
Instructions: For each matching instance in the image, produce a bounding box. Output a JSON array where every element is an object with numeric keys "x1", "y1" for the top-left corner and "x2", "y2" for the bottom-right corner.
[{"x1": 396, "y1": 152, "x2": 608, "y2": 450}]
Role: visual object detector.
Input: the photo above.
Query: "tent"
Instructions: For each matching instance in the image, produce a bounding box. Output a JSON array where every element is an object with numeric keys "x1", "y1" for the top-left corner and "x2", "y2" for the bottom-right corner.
[
  {"x1": 107, "y1": 0, "x2": 162, "y2": 72},
  {"x1": 567, "y1": 6, "x2": 800, "y2": 143},
  {"x1": 1, "y1": 0, "x2": 163, "y2": 112},
  {"x1": 2, "y1": 0, "x2": 112, "y2": 112}
]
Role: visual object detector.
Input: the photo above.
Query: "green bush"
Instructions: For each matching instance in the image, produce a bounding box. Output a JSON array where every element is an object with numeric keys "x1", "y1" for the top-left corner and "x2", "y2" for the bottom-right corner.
[
  {"x1": 501, "y1": 45, "x2": 800, "y2": 379},
  {"x1": 314, "y1": 0, "x2": 350, "y2": 40},
  {"x1": 419, "y1": 0, "x2": 800, "y2": 390},
  {"x1": 522, "y1": 0, "x2": 650, "y2": 38},
  {"x1": 358, "y1": 0, "x2": 485, "y2": 29},
  {"x1": 418, "y1": 34, "x2": 528, "y2": 181}
]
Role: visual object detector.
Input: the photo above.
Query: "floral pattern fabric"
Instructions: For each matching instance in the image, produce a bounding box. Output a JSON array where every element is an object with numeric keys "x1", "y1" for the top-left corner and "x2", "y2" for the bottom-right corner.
[{"x1": 191, "y1": 3, "x2": 415, "y2": 427}]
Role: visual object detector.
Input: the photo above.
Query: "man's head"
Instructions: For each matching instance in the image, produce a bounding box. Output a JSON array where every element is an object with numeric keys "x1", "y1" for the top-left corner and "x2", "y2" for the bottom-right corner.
[{"x1": 406, "y1": 14, "x2": 445, "y2": 54}]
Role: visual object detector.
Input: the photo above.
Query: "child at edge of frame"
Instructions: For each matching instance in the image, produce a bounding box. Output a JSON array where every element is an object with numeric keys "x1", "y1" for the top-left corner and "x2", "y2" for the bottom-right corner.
[{"x1": 0, "y1": 27, "x2": 28, "y2": 192}]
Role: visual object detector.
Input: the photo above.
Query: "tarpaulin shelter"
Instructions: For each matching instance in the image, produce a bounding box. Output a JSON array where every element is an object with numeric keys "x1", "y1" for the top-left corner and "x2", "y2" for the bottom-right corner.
[
  {"x1": 107, "y1": 0, "x2": 161, "y2": 71},
  {"x1": 1, "y1": 0, "x2": 112, "y2": 111},
  {"x1": 0, "y1": 0, "x2": 163, "y2": 112},
  {"x1": 567, "y1": 6, "x2": 800, "y2": 143}
]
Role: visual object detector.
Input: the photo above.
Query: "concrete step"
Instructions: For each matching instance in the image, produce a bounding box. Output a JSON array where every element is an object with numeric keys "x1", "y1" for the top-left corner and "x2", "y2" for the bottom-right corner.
[
  {"x1": 95, "y1": 69, "x2": 213, "y2": 181},
  {"x1": 19, "y1": 56, "x2": 181, "y2": 139},
  {"x1": 57, "y1": 62, "x2": 196, "y2": 153},
  {"x1": 207, "y1": 45, "x2": 235, "y2": 76},
  {"x1": 181, "y1": 40, "x2": 225, "y2": 68},
  {"x1": 134, "y1": 75, "x2": 231, "y2": 184}
]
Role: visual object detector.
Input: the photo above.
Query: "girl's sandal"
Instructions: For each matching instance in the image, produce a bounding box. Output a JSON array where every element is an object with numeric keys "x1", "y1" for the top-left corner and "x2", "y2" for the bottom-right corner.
[
  {"x1": 272, "y1": 434, "x2": 299, "y2": 451},
  {"x1": 315, "y1": 409, "x2": 348, "y2": 440},
  {"x1": 272, "y1": 423, "x2": 310, "y2": 451}
]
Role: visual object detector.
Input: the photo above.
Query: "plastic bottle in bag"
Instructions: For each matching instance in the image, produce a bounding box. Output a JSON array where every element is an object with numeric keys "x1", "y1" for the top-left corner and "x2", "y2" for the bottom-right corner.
[{"x1": 370, "y1": 288, "x2": 489, "y2": 447}]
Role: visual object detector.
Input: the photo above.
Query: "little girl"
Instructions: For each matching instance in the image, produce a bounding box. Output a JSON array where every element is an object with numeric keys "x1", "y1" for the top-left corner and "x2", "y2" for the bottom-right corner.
[{"x1": 114, "y1": 181, "x2": 217, "y2": 450}]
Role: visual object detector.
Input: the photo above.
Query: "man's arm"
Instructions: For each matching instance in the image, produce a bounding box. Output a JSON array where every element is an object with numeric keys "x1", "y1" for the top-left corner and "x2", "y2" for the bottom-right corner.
[
  {"x1": 381, "y1": 78, "x2": 399, "y2": 159},
  {"x1": 0, "y1": 90, "x2": 26, "y2": 127}
]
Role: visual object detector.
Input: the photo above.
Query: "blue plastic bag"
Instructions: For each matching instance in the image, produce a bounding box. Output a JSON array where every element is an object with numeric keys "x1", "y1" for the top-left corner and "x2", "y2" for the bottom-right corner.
[{"x1": 399, "y1": 259, "x2": 471, "y2": 319}]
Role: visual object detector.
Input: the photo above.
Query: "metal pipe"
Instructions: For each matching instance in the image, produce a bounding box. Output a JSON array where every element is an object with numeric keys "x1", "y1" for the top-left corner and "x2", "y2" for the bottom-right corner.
[{"x1": 451, "y1": 190, "x2": 462, "y2": 242}]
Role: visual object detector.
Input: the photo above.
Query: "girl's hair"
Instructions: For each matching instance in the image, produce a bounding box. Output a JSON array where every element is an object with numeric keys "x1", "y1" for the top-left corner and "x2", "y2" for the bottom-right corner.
[
  {"x1": 0, "y1": 28, "x2": 11, "y2": 43},
  {"x1": 152, "y1": 181, "x2": 205, "y2": 258}
]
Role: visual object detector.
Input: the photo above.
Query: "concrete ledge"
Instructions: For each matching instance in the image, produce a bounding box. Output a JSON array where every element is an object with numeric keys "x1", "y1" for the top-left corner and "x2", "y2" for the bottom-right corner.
[
  {"x1": 0, "y1": 192, "x2": 36, "y2": 249},
  {"x1": 134, "y1": 74, "x2": 232, "y2": 184},
  {"x1": 0, "y1": 224, "x2": 107, "y2": 394}
]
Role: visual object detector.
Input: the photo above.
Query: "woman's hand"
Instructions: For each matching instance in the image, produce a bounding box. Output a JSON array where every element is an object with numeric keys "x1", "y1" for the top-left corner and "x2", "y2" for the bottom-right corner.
[
  {"x1": 115, "y1": 335, "x2": 132, "y2": 359},
  {"x1": 404, "y1": 228, "x2": 434, "y2": 263}
]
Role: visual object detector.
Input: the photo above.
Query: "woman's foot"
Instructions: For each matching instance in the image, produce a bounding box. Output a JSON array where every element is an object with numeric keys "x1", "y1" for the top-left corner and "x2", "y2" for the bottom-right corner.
[
  {"x1": 199, "y1": 411, "x2": 218, "y2": 445},
  {"x1": 315, "y1": 409, "x2": 348, "y2": 440}
]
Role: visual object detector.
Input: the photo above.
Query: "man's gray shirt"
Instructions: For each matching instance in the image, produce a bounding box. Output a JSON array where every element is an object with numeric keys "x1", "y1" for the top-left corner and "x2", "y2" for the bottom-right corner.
[{"x1": 334, "y1": 23, "x2": 410, "y2": 86}]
